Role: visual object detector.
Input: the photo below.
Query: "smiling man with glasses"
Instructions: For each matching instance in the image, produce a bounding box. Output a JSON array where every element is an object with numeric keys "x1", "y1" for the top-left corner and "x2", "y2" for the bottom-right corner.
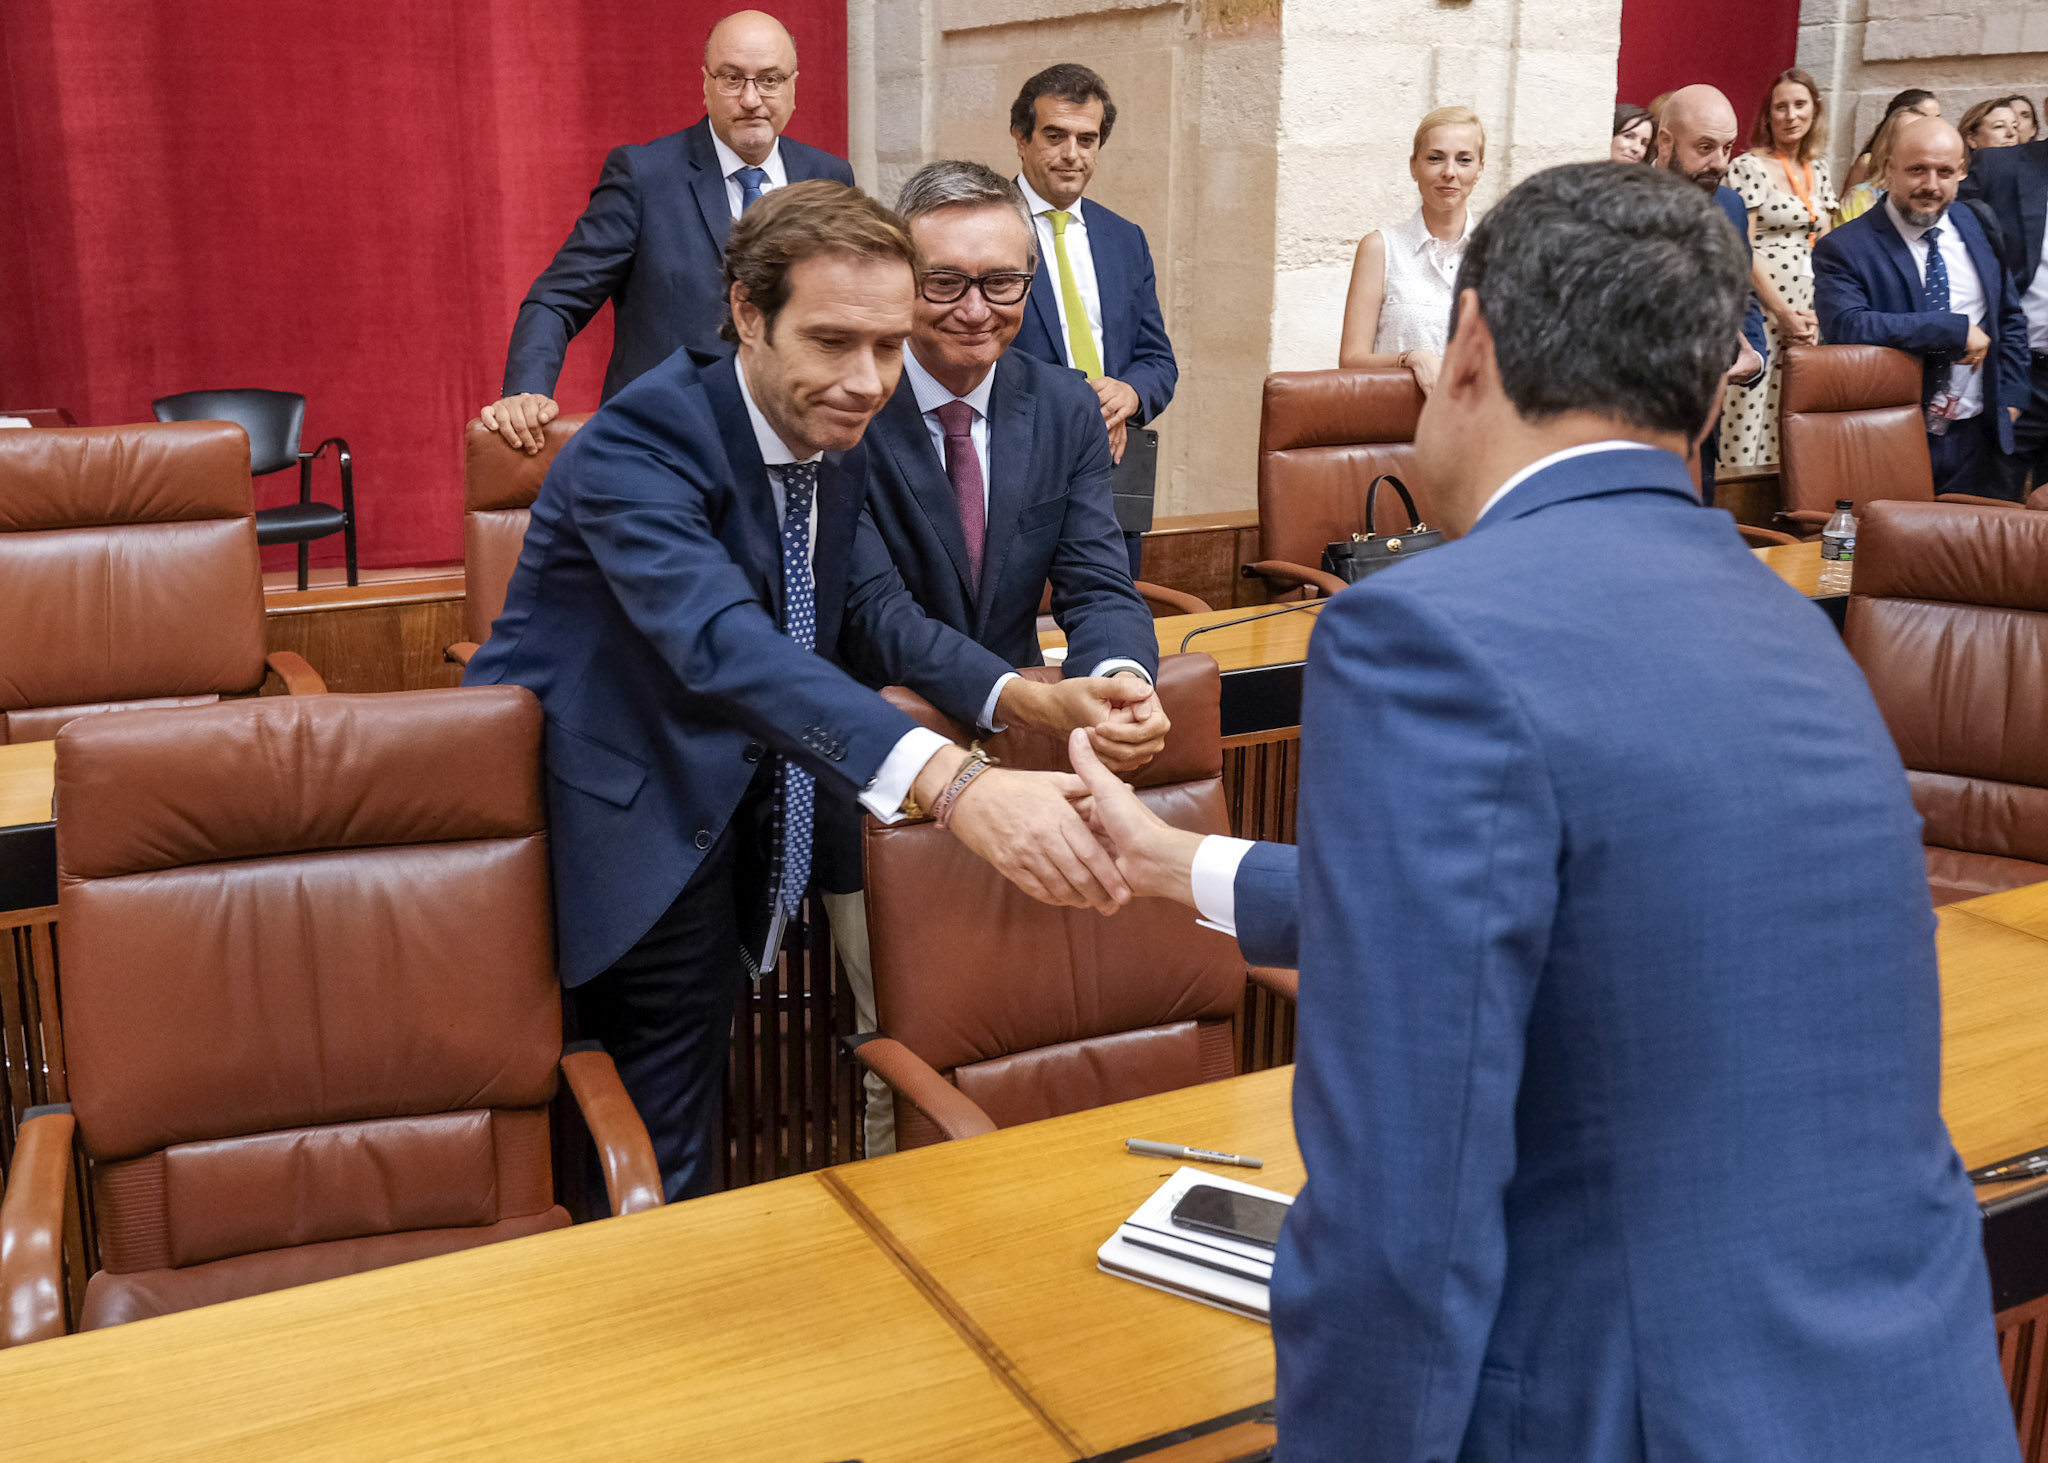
[
  {"x1": 817, "y1": 160, "x2": 1167, "y2": 1156},
  {"x1": 480, "y1": 9, "x2": 854, "y2": 455}
]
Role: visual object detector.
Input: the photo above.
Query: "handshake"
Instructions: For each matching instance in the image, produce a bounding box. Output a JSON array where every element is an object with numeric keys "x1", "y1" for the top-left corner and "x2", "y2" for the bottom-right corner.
[{"x1": 909, "y1": 674, "x2": 1202, "y2": 915}]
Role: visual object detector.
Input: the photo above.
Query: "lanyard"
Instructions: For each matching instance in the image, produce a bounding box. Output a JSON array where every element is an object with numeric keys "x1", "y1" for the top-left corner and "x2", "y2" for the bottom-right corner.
[{"x1": 1774, "y1": 152, "x2": 1820, "y2": 251}]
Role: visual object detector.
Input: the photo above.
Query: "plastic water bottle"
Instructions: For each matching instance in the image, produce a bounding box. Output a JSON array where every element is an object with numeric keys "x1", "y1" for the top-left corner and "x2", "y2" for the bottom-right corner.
[{"x1": 1818, "y1": 500, "x2": 1856, "y2": 595}]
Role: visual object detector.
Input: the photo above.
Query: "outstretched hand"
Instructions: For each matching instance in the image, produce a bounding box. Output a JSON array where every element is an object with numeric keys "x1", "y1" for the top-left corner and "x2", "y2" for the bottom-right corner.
[
  {"x1": 920, "y1": 749, "x2": 1131, "y2": 915},
  {"x1": 1068, "y1": 729, "x2": 1203, "y2": 908}
]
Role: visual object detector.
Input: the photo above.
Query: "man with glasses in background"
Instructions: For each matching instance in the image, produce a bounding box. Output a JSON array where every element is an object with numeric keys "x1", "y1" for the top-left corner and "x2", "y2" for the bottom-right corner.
[
  {"x1": 820, "y1": 160, "x2": 1167, "y2": 1155},
  {"x1": 480, "y1": 9, "x2": 853, "y2": 454}
]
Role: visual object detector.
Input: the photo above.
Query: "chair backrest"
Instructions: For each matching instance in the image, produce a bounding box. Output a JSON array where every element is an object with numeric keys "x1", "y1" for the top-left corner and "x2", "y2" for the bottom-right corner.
[
  {"x1": 54, "y1": 688, "x2": 564, "y2": 1276},
  {"x1": 462, "y1": 416, "x2": 591, "y2": 647},
  {"x1": 1843, "y1": 500, "x2": 2048, "y2": 901},
  {"x1": 0, "y1": 422, "x2": 267, "y2": 744},
  {"x1": 152, "y1": 389, "x2": 305, "y2": 477},
  {"x1": 1779, "y1": 345, "x2": 1935, "y2": 520},
  {"x1": 1257, "y1": 368, "x2": 1437, "y2": 570},
  {"x1": 863, "y1": 654, "x2": 1245, "y2": 1148}
]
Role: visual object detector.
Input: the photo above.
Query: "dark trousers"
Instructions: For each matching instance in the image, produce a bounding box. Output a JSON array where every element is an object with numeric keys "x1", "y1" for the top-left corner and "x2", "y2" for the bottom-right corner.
[
  {"x1": 1998, "y1": 353, "x2": 2048, "y2": 500},
  {"x1": 1699, "y1": 425, "x2": 1720, "y2": 507},
  {"x1": 567, "y1": 782, "x2": 774, "y2": 1206},
  {"x1": 1928, "y1": 411, "x2": 2012, "y2": 500}
]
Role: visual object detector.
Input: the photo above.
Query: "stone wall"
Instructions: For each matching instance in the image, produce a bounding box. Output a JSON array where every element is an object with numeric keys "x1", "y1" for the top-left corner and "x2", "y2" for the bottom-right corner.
[{"x1": 1801, "y1": 0, "x2": 2048, "y2": 186}]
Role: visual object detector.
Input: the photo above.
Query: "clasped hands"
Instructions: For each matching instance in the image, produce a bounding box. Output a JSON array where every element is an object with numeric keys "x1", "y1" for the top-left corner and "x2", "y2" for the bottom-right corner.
[
  {"x1": 481, "y1": 393, "x2": 560, "y2": 454},
  {"x1": 911, "y1": 675, "x2": 1174, "y2": 913}
]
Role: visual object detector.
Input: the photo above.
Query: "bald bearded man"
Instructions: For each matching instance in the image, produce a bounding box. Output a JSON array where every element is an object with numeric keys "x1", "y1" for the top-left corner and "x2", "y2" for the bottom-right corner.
[
  {"x1": 482, "y1": 10, "x2": 855, "y2": 453},
  {"x1": 1654, "y1": 84, "x2": 1769, "y2": 505}
]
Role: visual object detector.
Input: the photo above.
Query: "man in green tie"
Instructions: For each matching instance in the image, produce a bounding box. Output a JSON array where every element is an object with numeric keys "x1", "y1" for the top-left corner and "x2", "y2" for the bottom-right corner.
[{"x1": 1008, "y1": 64, "x2": 1179, "y2": 576}]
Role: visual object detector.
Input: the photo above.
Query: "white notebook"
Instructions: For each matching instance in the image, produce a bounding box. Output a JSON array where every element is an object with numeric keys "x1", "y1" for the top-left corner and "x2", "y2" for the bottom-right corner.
[{"x1": 1096, "y1": 1165, "x2": 1294, "y2": 1323}]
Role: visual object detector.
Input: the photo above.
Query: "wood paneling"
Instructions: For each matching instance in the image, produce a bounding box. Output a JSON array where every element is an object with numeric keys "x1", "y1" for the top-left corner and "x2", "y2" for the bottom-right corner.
[
  {"x1": 263, "y1": 576, "x2": 466, "y2": 695},
  {"x1": 1139, "y1": 510, "x2": 1265, "y2": 610}
]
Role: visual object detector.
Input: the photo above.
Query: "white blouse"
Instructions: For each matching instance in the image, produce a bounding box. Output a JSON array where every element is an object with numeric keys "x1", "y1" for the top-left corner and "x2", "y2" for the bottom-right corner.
[{"x1": 1373, "y1": 207, "x2": 1475, "y2": 356}]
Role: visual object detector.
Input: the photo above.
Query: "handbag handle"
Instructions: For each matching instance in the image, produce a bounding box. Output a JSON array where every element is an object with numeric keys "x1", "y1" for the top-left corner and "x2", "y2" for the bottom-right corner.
[{"x1": 1362, "y1": 474, "x2": 1426, "y2": 537}]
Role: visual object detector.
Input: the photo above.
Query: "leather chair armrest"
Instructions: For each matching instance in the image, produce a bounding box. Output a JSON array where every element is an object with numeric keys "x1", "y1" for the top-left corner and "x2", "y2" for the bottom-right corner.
[
  {"x1": 1775, "y1": 510, "x2": 1830, "y2": 532},
  {"x1": 1935, "y1": 493, "x2": 2025, "y2": 509},
  {"x1": 263, "y1": 651, "x2": 327, "y2": 695},
  {"x1": 1135, "y1": 580, "x2": 1213, "y2": 617},
  {"x1": 848, "y1": 1036, "x2": 997, "y2": 1142},
  {"x1": 1247, "y1": 965, "x2": 1299, "y2": 1002},
  {"x1": 1242, "y1": 560, "x2": 1348, "y2": 600},
  {"x1": 2, "y1": 1105, "x2": 75, "y2": 1346},
  {"x1": 2029, "y1": 483, "x2": 2048, "y2": 512},
  {"x1": 446, "y1": 642, "x2": 479, "y2": 667},
  {"x1": 1735, "y1": 524, "x2": 1801, "y2": 548},
  {"x1": 560, "y1": 1045, "x2": 664, "y2": 1216}
]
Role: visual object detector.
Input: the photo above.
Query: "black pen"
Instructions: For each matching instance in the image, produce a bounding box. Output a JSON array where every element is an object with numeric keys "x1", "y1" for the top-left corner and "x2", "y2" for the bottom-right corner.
[{"x1": 1970, "y1": 1148, "x2": 2048, "y2": 1184}]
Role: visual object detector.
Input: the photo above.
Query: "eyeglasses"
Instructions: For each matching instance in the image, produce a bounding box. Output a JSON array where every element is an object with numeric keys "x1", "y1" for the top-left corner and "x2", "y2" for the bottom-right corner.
[
  {"x1": 706, "y1": 69, "x2": 794, "y2": 97},
  {"x1": 919, "y1": 270, "x2": 1033, "y2": 306}
]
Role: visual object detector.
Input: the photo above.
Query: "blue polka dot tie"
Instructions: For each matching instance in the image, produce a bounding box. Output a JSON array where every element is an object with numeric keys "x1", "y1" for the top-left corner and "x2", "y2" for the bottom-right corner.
[
  {"x1": 1923, "y1": 225, "x2": 1951, "y2": 315},
  {"x1": 772, "y1": 461, "x2": 817, "y2": 925},
  {"x1": 737, "y1": 167, "x2": 768, "y2": 213}
]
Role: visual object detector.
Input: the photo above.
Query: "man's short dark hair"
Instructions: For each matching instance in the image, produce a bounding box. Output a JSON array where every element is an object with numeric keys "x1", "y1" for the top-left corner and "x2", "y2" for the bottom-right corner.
[
  {"x1": 1009, "y1": 63, "x2": 1117, "y2": 146},
  {"x1": 1451, "y1": 162, "x2": 1748, "y2": 439},
  {"x1": 720, "y1": 180, "x2": 917, "y2": 343}
]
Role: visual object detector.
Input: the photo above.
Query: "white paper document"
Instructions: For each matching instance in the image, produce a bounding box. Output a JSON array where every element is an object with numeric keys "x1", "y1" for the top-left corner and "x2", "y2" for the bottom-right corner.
[{"x1": 1096, "y1": 1165, "x2": 1295, "y2": 1323}]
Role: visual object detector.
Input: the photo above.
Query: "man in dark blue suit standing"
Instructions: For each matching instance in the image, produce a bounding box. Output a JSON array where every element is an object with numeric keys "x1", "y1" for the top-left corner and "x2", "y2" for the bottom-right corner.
[
  {"x1": 1817, "y1": 115, "x2": 2029, "y2": 499},
  {"x1": 821, "y1": 159, "x2": 1169, "y2": 1154},
  {"x1": 1072, "y1": 162, "x2": 2016, "y2": 1462},
  {"x1": 1006, "y1": 64, "x2": 1178, "y2": 575},
  {"x1": 478, "y1": 10, "x2": 854, "y2": 454},
  {"x1": 465, "y1": 183, "x2": 1134, "y2": 1202},
  {"x1": 1960, "y1": 126, "x2": 2048, "y2": 497},
  {"x1": 1653, "y1": 84, "x2": 1768, "y2": 506}
]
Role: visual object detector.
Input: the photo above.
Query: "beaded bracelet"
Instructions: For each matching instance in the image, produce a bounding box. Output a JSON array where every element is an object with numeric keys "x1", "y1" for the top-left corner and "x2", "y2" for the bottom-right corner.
[{"x1": 932, "y1": 748, "x2": 995, "y2": 831}]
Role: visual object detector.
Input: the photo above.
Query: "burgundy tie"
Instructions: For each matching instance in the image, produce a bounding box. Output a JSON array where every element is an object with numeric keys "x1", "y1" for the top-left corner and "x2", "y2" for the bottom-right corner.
[{"x1": 934, "y1": 400, "x2": 986, "y2": 590}]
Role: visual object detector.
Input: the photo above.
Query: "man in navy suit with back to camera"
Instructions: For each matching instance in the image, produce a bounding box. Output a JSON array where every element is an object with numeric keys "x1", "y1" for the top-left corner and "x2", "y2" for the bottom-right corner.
[
  {"x1": 821, "y1": 159, "x2": 1168, "y2": 1154},
  {"x1": 1961, "y1": 124, "x2": 2048, "y2": 496},
  {"x1": 479, "y1": 9, "x2": 853, "y2": 453},
  {"x1": 465, "y1": 182, "x2": 1138, "y2": 1202},
  {"x1": 1654, "y1": 84, "x2": 1768, "y2": 505},
  {"x1": 1816, "y1": 114, "x2": 2029, "y2": 500},
  {"x1": 1072, "y1": 161, "x2": 2016, "y2": 1462},
  {"x1": 1006, "y1": 63, "x2": 1177, "y2": 575}
]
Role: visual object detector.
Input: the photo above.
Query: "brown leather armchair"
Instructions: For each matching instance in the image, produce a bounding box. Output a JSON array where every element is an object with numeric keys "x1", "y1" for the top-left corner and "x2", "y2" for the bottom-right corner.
[
  {"x1": 447, "y1": 415, "x2": 591, "y2": 665},
  {"x1": 1778, "y1": 345, "x2": 2024, "y2": 535},
  {"x1": 0, "y1": 422, "x2": 324, "y2": 743},
  {"x1": 1245, "y1": 368, "x2": 1434, "y2": 600},
  {"x1": 1843, "y1": 500, "x2": 2048, "y2": 905},
  {"x1": 854, "y1": 654, "x2": 1296, "y2": 1149},
  {"x1": 0, "y1": 687, "x2": 660, "y2": 1344}
]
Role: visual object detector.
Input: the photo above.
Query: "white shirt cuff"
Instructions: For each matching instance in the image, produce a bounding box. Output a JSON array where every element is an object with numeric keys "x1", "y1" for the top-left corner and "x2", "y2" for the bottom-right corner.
[
  {"x1": 980, "y1": 671, "x2": 1020, "y2": 733},
  {"x1": 1190, "y1": 835, "x2": 1255, "y2": 936},
  {"x1": 860, "y1": 727, "x2": 955, "y2": 822},
  {"x1": 1089, "y1": 659, "x2": 1152, "y2": 682}
]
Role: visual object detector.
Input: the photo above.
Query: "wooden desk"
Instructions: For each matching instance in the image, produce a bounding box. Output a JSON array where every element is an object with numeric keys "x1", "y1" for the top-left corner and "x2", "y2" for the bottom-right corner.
[
  {"x1": 0, "y1": 740, "x2": 55, "y2": 827},
  {"x1": 0, "y1": 408, "x2": 78, "y2": 429},
  {"x1": 828, "y1": 1067, "x2": 1301, "y2": 1459},
  {"x1": 0, "y1": 1171, "x2": 1068, "y2": 1463},
  {"x1": 0, "y1": 740, "x2": 57, "y2": 915}
]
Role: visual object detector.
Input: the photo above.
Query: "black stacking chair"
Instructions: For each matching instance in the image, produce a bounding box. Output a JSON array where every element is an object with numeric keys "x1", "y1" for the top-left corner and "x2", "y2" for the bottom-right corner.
[{"x1": 151, "y1": 389, "x2": 357, "y2": 590}]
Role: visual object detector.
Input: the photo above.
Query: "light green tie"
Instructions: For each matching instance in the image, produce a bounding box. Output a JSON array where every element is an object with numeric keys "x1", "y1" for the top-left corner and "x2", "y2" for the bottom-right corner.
[{"x1": 1046, "y1": 210, "x2": 1103, "y2": 379}]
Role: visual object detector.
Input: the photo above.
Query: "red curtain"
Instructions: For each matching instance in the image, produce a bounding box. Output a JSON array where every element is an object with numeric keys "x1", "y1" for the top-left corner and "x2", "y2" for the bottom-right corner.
[
  {"x1": 1617, "y1": 0, "x2": 1799, "y2": 136},
  {"x1": 0, "y1": 1, "x2": 847, "y2": 570}
]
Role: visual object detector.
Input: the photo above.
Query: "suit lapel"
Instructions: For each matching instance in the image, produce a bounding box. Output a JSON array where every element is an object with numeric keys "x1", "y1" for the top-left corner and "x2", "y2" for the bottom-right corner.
[
  {"x1": 813, "y1": 449, "x2": 859, "y2": 645},
  {"x1": 1868, "y1": 208, "x2": 1928, "y2": 312},
  {"x1": 975, "y1": 354, "x2": 1037, "y2": 629},
  {"x1": 2025, "y1": 149, "x2": 2048, "y2": 290},
  {"x1": 699, "y1": 356, "x2": 783, "y2": 615},
  {"x1": 1082, "y1": 201, "x2": 1126, "y2": 375},
  {"x1": 685, "y1": 118, "x2": 734, "y2": 256},
  {"x1": 875, "y1": 379, "x2": 978, "y2": 604},
  {"x1": 1025, "y1": 254, "x2": 1066, "y2": 366}
]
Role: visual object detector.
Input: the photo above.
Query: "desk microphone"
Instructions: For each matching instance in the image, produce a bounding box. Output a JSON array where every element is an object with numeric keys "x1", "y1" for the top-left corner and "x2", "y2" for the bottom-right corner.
[{"x1": 1178, "y1": 598, "x2": 1327, "y2": 655}]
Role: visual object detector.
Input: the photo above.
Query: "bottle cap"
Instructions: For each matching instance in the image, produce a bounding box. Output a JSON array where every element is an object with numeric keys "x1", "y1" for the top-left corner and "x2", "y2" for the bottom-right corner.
[{"x1": 1835, "y1": 499, "x2": 1853, "y2": 509}]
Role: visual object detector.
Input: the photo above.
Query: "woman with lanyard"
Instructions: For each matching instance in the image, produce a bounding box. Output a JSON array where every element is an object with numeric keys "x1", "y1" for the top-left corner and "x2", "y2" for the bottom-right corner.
[{"x1": 1718, "y1": 68, "x2": 1838, "y2": 474}]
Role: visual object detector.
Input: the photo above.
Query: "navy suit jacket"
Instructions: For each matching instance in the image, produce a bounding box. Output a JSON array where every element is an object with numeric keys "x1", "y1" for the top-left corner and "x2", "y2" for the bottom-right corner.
[
  {"x1": 1717, "y1": 184, "x2": 1771, "y2": 362},
  {"x1": 1010, "y1": 194, "x2": 1178, "y2": 425},
  {"x1": 503, "y1": 118, "x2": 854, "y2": 403},
  {"x1": 462, "y1": 352, "x2": 924, "y2": 986},
  {"x1": 841, "y1": 348, "x2": 1158, "y2": 708},
  {"x1": 1960, "y1": 139, "x2": 2048, "y2": 294},
  {"x1": 1233, "y1": 449, "x2": 2012, "y2": 1462},
  {"x1": 1814, "y1": 200, "x2": 2030, "y2": 453}
]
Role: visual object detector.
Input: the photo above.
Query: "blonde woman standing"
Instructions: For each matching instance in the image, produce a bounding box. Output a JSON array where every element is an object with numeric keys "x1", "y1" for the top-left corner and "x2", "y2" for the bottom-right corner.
[
  {"x1": 1719, "y1": 69, "x2": 1836, "y2": 472},
  {"x1": 1338, "y1": 107, "x2": 1485, "y2": 393}
]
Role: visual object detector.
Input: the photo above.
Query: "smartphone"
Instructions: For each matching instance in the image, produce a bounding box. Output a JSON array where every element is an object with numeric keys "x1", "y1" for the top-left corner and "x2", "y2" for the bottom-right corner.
[{"x1": 1169, "y1": 1184, "x2": 1288, "y2": 1250}]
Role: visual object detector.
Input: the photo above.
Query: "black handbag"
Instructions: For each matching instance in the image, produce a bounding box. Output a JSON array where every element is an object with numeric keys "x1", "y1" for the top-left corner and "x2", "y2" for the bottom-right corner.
[{"x1": 1321, "y1": 475, "x2": 1446, "y2": 584}]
